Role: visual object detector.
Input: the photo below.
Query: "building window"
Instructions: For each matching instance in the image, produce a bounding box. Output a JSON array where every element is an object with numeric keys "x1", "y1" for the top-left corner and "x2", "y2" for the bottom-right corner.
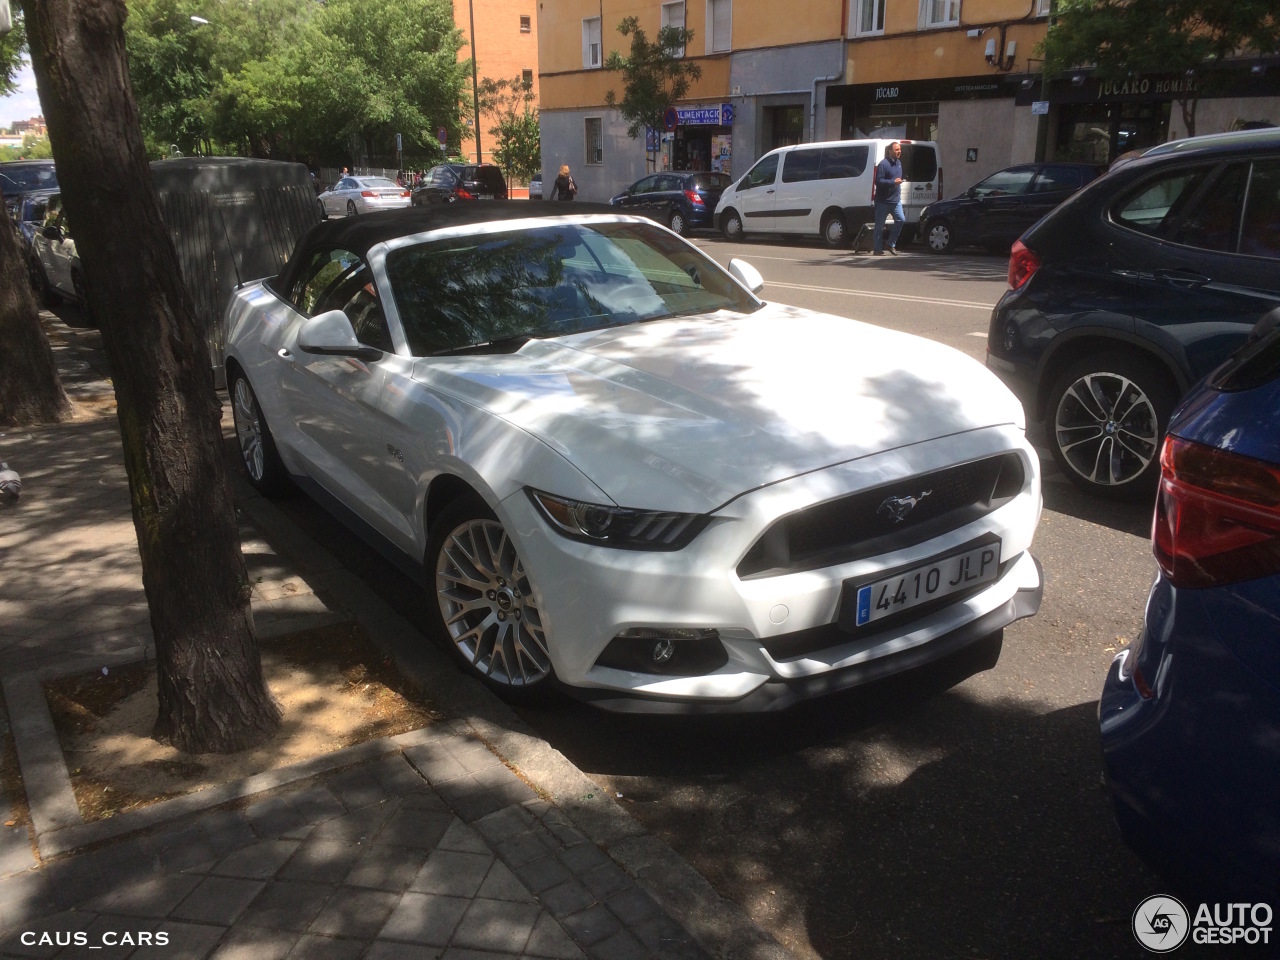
[
  {"x1": 520, "y1": 15, "x2": 531, "y2": 32},
  {"x1": 522, "y1": 69, "x2": 534, "y2": 87},
  {"x1": 586, "y1": 117, "x2": 603, "y2": 165},
  {"x1": 661, "y1": 2, "x2": 686, "y2": 57},
  {"x1": 583, "y1": 17, "x2": 602, "y2": 69},
  {"x1": 921, "y1": 0, "x2": 959, "y2": 27},
  {"x1": 853, "y1": 0, "x2": 885, "y2": 35},
  {"x1": 1035, "y1": 0, "x2": 1051, "y2": 13},
  {"x1": 708, "y1": 0, "x2": 731, "y2": 53}
]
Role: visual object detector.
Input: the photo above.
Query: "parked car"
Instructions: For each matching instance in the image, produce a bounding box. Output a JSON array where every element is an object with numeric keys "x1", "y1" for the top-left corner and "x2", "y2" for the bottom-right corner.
[
  {"x1": 1100, "y1": 316, "x2": 1280, "y2": 900},
  {"x1": 223, "y1": 201, "x2": 1043, "y2": 711},
  {"x1": 411, "y1": 163, "x2": 508, "y2": 205},
  {"x1": 715, "y1": 139, "x2": 941, "y2": 247},
  {"x1": 29, "y1": 192, "x2": 92, "y2": 322},
  {"x1": 610, "y1": 171, "x2": 732, "y2": 235},
  {"x1": 528, "y1": 173, "x2": 543, "y2": 200},
  {"x1": 986, "y1": 127, "x2": 1280, "y2": 498},
  {"x1": 918, "y1": 161, "x2": 1104, "y2": 254},
  {"x1": 318, "y1": 175, "x2": 411, "y2": 217},
  {"x1": 12, "y1": 188, "x2": 55, "y2": 256},
  {"x1": 0, "y1": 159, "x2": 57, "y2": 218}
]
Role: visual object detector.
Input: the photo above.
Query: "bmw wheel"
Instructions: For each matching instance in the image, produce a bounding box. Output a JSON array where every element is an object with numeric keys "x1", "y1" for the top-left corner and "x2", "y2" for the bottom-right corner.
[
  {"x1": 668, "y1": 209, "x2": 687, "y2": 236},
  {"x1": 230, "y1": 373, "x2": 290, "y2": 495},
  {"x1": 822, "y1": 213, "x2": 847, "y2": 248},
  {"x1": 721, "y1": 208, "x2": 744, "y2": 241},
  {"x1": 346, "y1": 199, "x2": 358, "y2": 217},
  {"x1": 429, "y1": 495, "x2": 553, "y2": 699},
  {"x1": 925, "y1": 219, "x2": 953, "y2": 254},
  {"x1": 1047, "y1": 353, "x2": 1175, "y2": 499}
]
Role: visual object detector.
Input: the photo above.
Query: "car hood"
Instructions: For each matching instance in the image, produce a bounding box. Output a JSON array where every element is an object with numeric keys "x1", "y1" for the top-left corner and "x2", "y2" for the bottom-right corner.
[{"x1": 411, "y1": 304, "x2": 1025, "y2": 512}]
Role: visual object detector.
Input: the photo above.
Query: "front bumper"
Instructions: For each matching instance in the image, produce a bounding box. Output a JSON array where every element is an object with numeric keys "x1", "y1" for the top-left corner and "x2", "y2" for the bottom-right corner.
[{"x1": 501, "y1": 424, "x2": 1043, "y2": 712}]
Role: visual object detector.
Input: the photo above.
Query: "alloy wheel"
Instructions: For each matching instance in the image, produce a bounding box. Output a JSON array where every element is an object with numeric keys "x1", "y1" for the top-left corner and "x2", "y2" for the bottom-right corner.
[
  {"x1": 232, "y1": 378, "x2": 267, "y2": 483},
  {"x1": 436, "y1": 518, "x2": 551, "y2": 687},
  {"x1": 669, "y1": 211, "x2": 686, "y2": 235},
  {"x1": 1053, "y1": 370, "x2": 1160, "y2": 488},
  {"x1": 346, "y1": 199, "x2": 358, "y2": 216}
]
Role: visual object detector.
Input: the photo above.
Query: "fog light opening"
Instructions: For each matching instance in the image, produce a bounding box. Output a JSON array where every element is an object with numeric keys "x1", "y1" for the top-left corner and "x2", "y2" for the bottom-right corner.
[
  {"x1": 652, "y1": 638, "x2": 676, "y2": 664},
  {"x1": 595, "y1": 627, "x2": 729, "y2": 677}
]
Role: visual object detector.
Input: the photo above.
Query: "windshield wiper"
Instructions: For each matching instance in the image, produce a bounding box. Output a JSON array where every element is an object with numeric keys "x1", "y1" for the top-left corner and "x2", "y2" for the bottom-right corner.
[{"x1": 434, "y1": 334, "x2": 534, "y2": 357}]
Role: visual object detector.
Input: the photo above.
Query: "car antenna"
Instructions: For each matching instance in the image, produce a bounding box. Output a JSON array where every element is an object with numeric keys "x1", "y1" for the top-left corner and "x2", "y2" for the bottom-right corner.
[{"x1": 214, "y1": 205, "x2": 245, "y2": 288}]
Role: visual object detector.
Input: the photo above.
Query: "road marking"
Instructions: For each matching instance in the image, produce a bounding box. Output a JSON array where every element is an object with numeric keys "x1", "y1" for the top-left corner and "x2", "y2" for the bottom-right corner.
[
  {"x1": 967, "y1": 331, "x2": 988, "y2": 337},
  {"x1": 764, "y1": 280, "x2": 995, "y2": 311}
]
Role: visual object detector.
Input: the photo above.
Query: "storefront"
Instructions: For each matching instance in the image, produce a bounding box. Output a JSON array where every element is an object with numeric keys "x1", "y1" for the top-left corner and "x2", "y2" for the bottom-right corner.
[
  {"x1": 665, "y1": 102, "x2": 735, "y2": 176},
  {"x1": 826, "y1": 76, "x2": 1017, "y2": 143}
]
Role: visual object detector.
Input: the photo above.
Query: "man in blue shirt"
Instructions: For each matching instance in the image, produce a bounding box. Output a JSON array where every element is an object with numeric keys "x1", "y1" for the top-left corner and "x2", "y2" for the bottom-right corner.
[{"x1": 873, "y1": 141, "x2": 905, "y2": 255}]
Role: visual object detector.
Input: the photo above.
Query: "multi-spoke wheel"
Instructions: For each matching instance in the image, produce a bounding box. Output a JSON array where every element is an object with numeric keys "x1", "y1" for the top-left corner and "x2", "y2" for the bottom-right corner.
[
  {"x1": 230, "y1": 373, "x2": 289, "y2": 494},
  {"x1": 668, "y1": 209, "x2": 686, "y2": 235},
  {"x1": 429, "y1": 496, "x2": 553, "y2": 698},
  {"x1": 1047, "y1": 354, "x2": 1175, "y2": 499},
  {"x1": 720, "y1": 208, "x2": 743, "y2": 240},
  {"x1": 346, "y1": 199, "x2": 358, "y2": 217}
]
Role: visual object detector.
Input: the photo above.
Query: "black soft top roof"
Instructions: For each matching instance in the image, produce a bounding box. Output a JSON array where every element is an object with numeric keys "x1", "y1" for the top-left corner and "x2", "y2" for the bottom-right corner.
[{"x1": 275, "y1": 201, "x2": 628, "y2": 292}]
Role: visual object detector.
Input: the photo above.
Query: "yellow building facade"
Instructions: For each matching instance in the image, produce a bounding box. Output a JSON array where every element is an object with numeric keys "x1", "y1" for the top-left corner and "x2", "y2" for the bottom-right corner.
[
  {"x1": 536, "y1": 0, "x2": 1279, "y2": 204},
  {"x1": 455, "y1": 0, "x2": 540, "y2": 167}
]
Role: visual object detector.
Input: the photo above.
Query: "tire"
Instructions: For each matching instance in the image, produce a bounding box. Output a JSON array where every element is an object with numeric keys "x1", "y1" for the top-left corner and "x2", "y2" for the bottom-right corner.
[
  {"x1": 317, "y1": 199, "x2": 327, "y2": 220},
  {"x1": 427, "y1": 494, "x2": 554, "y2": 700},
  {"x1": 721, "y1": 208, "x2": 744, "y2": 240},
  {"x1": 346, "y1": 199, "x2": 358, "y2": 217},
  {"x1": 230, "y1": 373, "x2": 290, "y2": 495},
  {"x1": 71, "y1": 270, "x2": 96, "y2": 327},
  {"x1": 924, "y1": 219, "x2": 953, "y2": 254},
  {"x1": 1046, "y1": 353, "x2": 1176, "y2": 499},
  {"x1": 821, "y1": 212, "x2": 847, "y2": 248},
  {"x1": 668, "y1": 209, "x2": 687, "y2": 236}
]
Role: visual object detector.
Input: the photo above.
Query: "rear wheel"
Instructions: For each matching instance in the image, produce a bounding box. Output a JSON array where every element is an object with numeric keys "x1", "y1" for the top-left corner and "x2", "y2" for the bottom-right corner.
[
  {"x1": 924, "y1": 219, "x2": 953, "y2": 254},
  {"x1": 230, "y1": 373, "x2": 290, "y2": 495},
  {"x1": 821, "y1": 212, "x2": 847, "y2": 248},
  {"x1": 720, "y1": 208, "x2": 744, "y2": 240},
  {"x1": 668, "y1": 209, "x2": 687, "y2": 236},
  {"x1": 428, "y1": 495, "x2": 554, "y2": 700},
  {"x1": 1047, "y1": 352, "x2": 1175, "y2": 499},
  {"x1": 346, "y1": 199, "x2": 358, "y2": 217}
]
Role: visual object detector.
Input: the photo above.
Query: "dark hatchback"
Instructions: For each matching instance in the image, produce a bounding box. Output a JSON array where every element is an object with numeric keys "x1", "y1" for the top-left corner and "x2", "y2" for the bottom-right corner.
[
  {"x1": 0, "y1": 160, "x2": 58, "y2": 218},
  {"x1": 1101, "y1": 321, "x2": 1280, "y2": 901},
  {"x1": 986, "y1": 128, "x2": 1280, "y2": 498},
  {"x1": 609, "y1": 171, "x2": 732, "y2": 236},
  {"x1": 411, "y1": 163, "x2": 508, "y2": 205},
  {"x1": 919, "y1": 161, "x2": 1104, "y2": 254}
]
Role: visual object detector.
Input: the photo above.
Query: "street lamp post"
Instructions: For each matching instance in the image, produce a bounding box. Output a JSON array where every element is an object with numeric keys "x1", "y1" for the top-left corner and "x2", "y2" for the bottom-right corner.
[{"x1": 469, "y1": 0, "x2": 481, "y2": 163}]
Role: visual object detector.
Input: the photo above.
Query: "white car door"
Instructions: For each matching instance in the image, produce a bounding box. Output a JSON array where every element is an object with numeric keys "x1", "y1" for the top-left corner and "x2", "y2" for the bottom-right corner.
[{"x1": 734, "y1": 153, "x2": 780, "y2": 233}]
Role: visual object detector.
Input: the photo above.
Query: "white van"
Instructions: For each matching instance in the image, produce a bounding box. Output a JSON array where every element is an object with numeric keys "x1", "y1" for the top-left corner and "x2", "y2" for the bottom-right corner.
[{"x1": 714, "y1": 138, "x2": 942, "y2": 247}]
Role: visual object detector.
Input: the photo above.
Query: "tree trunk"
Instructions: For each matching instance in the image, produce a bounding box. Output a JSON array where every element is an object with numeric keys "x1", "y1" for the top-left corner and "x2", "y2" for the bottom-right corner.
[
  {"x1": 22, "y1": 0, "x2": 281, "y2": 753},
  {"x1": 0, "y1": 204, "x2": 72, "y2": 427}
]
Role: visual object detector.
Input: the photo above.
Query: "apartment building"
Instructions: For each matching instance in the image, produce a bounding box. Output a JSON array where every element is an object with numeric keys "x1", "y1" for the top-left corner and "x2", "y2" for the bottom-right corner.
[
  {"x1": 537, "y1": 0, "x2": 1279, "y2": 203},
  {"x1": 455, "y1": 0, "x2": 540, "y2": 166}
]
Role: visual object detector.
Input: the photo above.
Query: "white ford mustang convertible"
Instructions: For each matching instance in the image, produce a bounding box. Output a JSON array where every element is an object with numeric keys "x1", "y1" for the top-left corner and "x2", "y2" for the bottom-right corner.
[{"x1": 224, "y1": 202, "x2": 1042, "y2": 712}]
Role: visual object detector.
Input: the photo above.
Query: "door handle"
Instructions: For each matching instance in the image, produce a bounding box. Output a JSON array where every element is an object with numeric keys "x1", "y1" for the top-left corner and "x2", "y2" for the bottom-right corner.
[{"x1": 1154, "y1": 268, "x2": 1210, "y2": 289}]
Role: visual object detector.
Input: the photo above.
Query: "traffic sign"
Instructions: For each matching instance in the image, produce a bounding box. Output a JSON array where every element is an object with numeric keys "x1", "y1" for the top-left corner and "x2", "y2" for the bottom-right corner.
[
  {"x1": 663, "y1": 107, "x2": 679, "y2": 131},
  {"x1": 438, "y1": 126, "x2": 448, "y2": 146},
  {"x1": 721, "y1": 103, "x2": 735, "y2": 124}
]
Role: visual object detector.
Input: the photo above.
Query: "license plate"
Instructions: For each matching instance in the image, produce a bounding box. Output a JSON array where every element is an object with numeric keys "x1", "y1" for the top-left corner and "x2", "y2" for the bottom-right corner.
[
  {"x1": 853, "y1": 541, "x2": 1001, "y2": 627},
  {"x1": 478, "y1": 194, "x2": 494, "y2": 200}
]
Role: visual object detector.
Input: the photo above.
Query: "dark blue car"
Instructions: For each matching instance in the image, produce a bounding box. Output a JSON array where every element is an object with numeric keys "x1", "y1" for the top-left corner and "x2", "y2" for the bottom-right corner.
[
  {"x1": 1100, "y1": 316, "x2": 1280, "y2": 901},
  {"x1": 609, "y1": 171, "x2": 731, "y2": 236}
]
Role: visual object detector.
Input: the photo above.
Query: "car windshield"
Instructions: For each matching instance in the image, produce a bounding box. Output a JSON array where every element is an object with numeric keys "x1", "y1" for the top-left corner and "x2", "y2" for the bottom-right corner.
[
  {"x1": 0, "y1": 164, "x2": 57, "y2": 195},
  {"x1": 385, "y1": 221, "x2": 761, "y2": 357}
]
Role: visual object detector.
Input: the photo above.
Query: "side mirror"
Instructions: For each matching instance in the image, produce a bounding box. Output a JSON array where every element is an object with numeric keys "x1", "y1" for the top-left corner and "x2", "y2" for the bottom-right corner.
[
  {"x1": 727, "y1": 258, "x2": 765, "y2": 295},
  {"x1": 42, "y1": 224, "x2": 62, "y2": 240},
  {"x1": 297, "y1": 309, "x2": 383, "y2": 361}
]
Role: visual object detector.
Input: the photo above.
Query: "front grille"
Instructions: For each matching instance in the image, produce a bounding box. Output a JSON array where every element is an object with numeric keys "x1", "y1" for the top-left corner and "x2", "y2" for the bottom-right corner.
[{"x1": 736, "y1": 453, "x2": 1025, "y2": 579}]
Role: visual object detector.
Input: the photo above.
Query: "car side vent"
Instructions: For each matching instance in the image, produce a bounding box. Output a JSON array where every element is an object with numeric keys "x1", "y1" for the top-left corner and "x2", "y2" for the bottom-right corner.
[{"x1": 736, "y1": 453, "x2": 1025, "y2": 579}]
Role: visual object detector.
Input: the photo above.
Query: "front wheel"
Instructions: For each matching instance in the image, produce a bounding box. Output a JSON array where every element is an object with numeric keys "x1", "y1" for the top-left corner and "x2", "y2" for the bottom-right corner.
[
  {"x1": 1046, "y1": 353, "x2": 1175, "y2": 499},
  {"x1": 821, "y1": 213, "x2": 847, "y2": 248},
  {"x1": 720, "y1": 208, "x2": 744, "y2": 240},
  {"x1": 230, "y1": 374, "x2": 290, "y2": 495},
  {"x1": 428, "y1": 495, "x2": 554, "y2": 699},
  {"x1": 668, "y1": 209, "x2": 687, "y2": 236},
  {"x1": 924, "y1": 219, "x2": 953, "y2": 254}
]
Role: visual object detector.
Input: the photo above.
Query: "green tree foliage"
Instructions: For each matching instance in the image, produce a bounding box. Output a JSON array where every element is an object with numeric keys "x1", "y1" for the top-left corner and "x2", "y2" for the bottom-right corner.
[
  {"x1": 478, "y1": 76, "x2": 540, "y2": 184},
  {"x1": 123, "y1": 0, "x2": 470, "y2": 165},
  {"x1": 0, "y1": 9, "x2": 24, "y2": 96},
  {"x1": 603, "y1": 16, "x2": 700, "y2": 163},
  {"x1": 1040, "y1": 0, "x2": 1280, "y2": 136}
]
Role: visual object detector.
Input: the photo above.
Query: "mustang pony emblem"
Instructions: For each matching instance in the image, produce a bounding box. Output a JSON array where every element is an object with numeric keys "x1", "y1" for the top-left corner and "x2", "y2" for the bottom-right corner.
[{"x1": 877, "y1": 490, "x2": 932, "y2": 523}]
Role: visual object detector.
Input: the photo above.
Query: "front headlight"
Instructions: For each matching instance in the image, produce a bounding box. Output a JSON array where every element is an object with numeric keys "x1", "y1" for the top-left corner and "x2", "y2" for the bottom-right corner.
[{"x1": 527, "y1": 489, "x2": 709, "y2": 551}]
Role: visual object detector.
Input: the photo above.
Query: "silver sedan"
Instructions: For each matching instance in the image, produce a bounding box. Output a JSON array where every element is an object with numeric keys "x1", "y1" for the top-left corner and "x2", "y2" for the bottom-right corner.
[{"x1": 318, "y1": 176, "x2": 411, "y2": 217}]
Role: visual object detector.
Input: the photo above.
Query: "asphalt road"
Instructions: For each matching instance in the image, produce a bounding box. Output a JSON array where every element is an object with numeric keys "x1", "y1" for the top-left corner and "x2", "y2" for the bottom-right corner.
[{"x1": 266, "y1": 234, "x2": 1198, "y2": 959}]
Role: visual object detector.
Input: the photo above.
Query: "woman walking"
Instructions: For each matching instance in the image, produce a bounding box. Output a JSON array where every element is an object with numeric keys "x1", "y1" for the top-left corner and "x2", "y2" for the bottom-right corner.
[{"x1": 552, "y1": 164, "x2": 577, "y2": 201}]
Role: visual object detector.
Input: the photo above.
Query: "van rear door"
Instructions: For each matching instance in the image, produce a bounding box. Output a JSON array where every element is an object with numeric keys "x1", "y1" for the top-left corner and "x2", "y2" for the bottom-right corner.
[{"x1": 899, "y1": 142, "x2": 940, "y2": 223}]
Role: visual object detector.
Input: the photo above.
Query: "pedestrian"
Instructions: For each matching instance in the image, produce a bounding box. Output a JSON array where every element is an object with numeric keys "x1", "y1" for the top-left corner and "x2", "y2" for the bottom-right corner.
[
  {"x1": 552, "y1": 164, "x2": 577, "y2": 201},
  {"x1": 340, "y1": 166, "x2": 350, "y2": 178},
  {"x1": 872, "y1": 141, "x2": 905, "y2": 256}
]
